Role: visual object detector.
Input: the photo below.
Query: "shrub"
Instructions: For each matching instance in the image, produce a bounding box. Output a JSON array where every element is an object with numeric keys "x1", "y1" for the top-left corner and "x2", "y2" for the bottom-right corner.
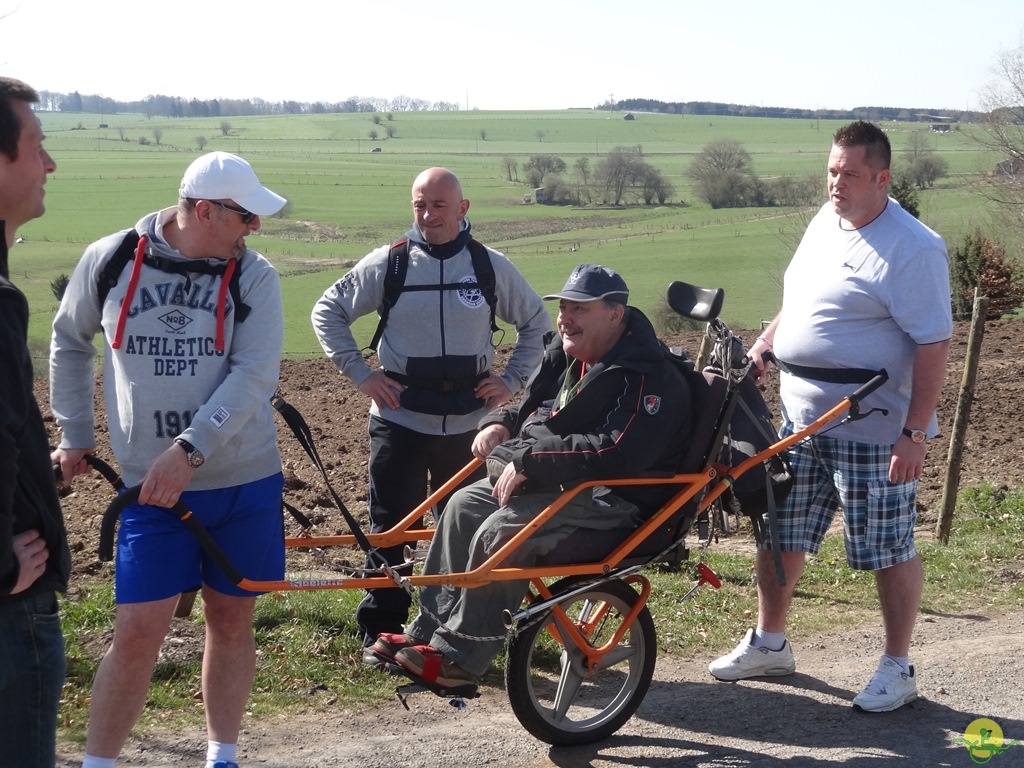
[
  {"x1": 889, "y1": 175, "x2": 920, "y2": 218},
  {"x1": 950, "y1": 229, "x2": 1024, "y2": 319},
  {"x1": 539, "y1": 173, "x2": 574, "y2": 205},
  {"x1": 651, "y1": 297, "x2": 703, "y2": 335},
  {"x1": 50, "y1": 273, "x2": 70, "y2": 301}
]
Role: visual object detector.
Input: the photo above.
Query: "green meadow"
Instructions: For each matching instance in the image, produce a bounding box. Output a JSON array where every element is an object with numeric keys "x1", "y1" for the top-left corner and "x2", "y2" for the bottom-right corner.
[{"x1": 15, "y1": 109, "x2": 1003, "y2": 357}]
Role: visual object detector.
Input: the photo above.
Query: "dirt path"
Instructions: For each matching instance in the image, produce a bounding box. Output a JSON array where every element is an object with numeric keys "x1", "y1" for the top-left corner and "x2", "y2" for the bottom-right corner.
[{"x1": 58, "y1": 609, "x2": 1024, "y2": 767}]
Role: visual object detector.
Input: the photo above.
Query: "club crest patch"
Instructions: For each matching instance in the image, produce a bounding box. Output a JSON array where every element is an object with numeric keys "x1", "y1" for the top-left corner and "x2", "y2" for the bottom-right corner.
[
  {"x1": 644, "y1": 395, "x2": 662, "y2": 415},
  {"x1": 458, "y1": 275, "x2": 486, "y2": 309}
]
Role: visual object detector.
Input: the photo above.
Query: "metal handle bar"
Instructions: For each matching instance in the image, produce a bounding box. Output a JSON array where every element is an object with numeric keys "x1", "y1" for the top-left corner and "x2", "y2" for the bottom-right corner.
[{"x1": 849, "y1": 370, "x2": 889, "y2": 405}]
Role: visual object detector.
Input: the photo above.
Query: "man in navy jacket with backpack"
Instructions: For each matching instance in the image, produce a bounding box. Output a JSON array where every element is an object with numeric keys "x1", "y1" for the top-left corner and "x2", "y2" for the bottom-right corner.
[{"x1": 370, "y1": 265, "x2": 692, "y2": 689}]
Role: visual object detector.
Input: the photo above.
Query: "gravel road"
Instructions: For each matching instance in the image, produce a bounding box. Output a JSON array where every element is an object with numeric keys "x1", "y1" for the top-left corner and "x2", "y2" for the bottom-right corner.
[{"x1": 60, "y1": 608, "x2": 1024, "y2": 767}]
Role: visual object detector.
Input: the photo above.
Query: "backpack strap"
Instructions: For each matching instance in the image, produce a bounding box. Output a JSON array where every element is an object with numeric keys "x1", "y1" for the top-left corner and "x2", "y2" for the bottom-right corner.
[
  {"x1": 97, "y1": 229, "x2": 251, "y2": 322},
  {"x1": 368, "y1": 239, "x2": 410, "y2": 353},
  {"x1": 367, "y1": 238, "x2": 499, "y2": 353},
  {"x1": 467, "y1": 239, "x2": 500, "y2": 341},
  {"x1": 97, "y1": 229, "x2": 141, "y2": 306}
]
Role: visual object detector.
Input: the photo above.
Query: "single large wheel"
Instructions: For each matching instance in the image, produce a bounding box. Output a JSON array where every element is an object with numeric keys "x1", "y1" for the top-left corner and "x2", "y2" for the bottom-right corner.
[{"x1": 504, "y1": 577, "x2": 657, "y2": 746}]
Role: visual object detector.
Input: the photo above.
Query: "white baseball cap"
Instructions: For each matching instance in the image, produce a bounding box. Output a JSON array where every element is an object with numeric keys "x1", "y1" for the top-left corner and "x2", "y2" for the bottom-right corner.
[{"x1": 179, "y1": 151, "x2": 286, "y2": 216}]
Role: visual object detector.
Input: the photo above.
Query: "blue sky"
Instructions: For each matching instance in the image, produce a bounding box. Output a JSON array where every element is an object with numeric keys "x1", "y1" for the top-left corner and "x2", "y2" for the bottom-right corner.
[{"x1": 2, "y1": 0, "x2": 1021, "y2": 112}]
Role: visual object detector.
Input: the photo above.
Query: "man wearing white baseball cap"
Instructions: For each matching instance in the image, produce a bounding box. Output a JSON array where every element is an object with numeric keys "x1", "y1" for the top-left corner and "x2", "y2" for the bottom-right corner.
[
  {"x1": 52, "y1": 152, "x2": 287, "y2": 768},
  {"x1": 179, "y1": 151, "x2": 287, "y2": 217}
]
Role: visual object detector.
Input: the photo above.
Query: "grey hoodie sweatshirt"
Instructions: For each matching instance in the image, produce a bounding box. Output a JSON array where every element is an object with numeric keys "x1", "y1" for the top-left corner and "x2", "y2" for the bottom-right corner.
[
  {"x1": 50, "y1": 208, "x2": 283, "y2": 489},
  {"x1": 311, "y1": 222, "x2": 549, "y2": 436}
]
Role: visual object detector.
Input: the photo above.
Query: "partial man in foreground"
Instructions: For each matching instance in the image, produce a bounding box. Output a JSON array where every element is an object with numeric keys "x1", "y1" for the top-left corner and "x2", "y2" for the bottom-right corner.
[
  {"x1": 708, "y1": 121, "x2": 952, "y2": 713},
  {"x1": 0, "y1": 75, "x2": 67, "y2": 768},
  {"x1": 52, "y1": 152, "x2": 288, "y2": 768}
]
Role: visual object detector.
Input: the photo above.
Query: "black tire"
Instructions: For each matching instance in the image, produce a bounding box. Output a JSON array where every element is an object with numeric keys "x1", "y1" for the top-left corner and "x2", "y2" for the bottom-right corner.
[{"x1": 504, "y1": 577, "x2": 657, "y2": 746}]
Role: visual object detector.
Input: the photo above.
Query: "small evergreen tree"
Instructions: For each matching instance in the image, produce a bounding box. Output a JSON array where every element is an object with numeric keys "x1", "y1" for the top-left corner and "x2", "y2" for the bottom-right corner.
[
  {"x1": 50, "y1": 273, "x2": 70, "y2": 302},
  {"x1": 950, "y1": 229, "x2": 1024, "y2": 319},
  {"x1": 889, "y1": 175, "x2": 920, "y2": 219}
]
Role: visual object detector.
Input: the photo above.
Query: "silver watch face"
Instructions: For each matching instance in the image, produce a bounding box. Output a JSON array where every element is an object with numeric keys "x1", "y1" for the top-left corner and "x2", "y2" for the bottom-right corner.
[{"x1": 910, "y1": 429, "x2": 926, "y2": 443}]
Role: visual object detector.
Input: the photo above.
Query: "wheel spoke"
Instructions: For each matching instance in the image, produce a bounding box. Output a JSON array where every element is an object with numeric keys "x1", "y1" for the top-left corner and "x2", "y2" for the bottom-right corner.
[
  {"x1": 551, "y1": 649, "x2": 586, "y2": 720},
  {"x1": 596, "y1": 642, "x2": 638, "y2": 669}
]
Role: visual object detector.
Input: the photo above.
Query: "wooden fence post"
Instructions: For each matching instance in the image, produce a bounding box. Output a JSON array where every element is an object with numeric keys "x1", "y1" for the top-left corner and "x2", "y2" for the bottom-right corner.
[{"x1": 935, "y1": 289, "x2": 988, "y2": 543}]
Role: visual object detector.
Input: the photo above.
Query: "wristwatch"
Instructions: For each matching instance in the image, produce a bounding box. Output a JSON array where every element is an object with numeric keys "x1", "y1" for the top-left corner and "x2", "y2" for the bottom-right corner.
[
  {"x1": 901, "y1": 427, "x2": 927, "y2": 444},
  {"x1": 174, "y1": 437, "x2": 206, "y2": 468}
]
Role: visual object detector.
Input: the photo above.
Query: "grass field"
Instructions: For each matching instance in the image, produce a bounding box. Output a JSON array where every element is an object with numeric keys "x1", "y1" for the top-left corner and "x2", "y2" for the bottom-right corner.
[{"x1": 14, "y1": 109, "x2": 1006, "y2": 355}]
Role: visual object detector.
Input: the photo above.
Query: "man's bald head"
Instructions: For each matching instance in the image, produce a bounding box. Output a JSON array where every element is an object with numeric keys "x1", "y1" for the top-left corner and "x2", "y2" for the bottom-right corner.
[{"x1": 411, "y1": 167, "x2": 470, "y2": 245}]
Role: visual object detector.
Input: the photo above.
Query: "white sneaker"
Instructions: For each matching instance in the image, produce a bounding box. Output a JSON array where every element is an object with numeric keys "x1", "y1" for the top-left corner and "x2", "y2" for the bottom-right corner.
[
  {"x1": 708, "y1": 628, "x2": 796, "y2": 681},
  {"x1": 853, "y1": 657, "x2": 918, "y2": 712}
]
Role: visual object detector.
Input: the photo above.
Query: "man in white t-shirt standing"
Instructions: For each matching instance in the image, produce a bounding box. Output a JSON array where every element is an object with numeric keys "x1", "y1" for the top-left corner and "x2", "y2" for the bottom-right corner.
[{"x1": 708, "y1": 121, "x2": 952, "y2": 713}]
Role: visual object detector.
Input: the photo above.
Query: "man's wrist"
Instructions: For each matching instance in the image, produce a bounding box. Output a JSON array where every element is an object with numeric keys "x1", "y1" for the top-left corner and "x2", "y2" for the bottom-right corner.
[
  {"x1": 901, "y1": 427, "x2": 927, "y2": 444},
  {"x1": 173, "y1": 437, "x2": 206, "y2": 468}
]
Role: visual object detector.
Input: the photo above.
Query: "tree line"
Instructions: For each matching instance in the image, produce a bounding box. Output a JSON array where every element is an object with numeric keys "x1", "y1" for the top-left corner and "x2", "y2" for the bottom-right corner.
[
  {"x1": 608, "y1": 97, "x2": 982, "y2": 125},
  {"x1": 35, "y1": 90, "x2": 985, "y2": 124},
  {"x1": 35, "y1": 91, "x2": 461, "y2": 118}
]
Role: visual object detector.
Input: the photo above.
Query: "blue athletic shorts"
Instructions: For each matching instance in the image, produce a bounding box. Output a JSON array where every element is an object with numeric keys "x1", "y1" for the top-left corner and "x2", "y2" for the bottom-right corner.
[
  {"x1": 761, "y1": 423, "x2": 918, "y2": 571},
  {"x1": 114, "y1": 473, "x2": 286, "y2": 603}
]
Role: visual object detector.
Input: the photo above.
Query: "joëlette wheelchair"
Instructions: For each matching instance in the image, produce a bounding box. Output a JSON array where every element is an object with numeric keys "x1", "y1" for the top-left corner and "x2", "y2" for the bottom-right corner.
[{"x1": 93, "y1": 281, "x2": 887, "y2": 746}]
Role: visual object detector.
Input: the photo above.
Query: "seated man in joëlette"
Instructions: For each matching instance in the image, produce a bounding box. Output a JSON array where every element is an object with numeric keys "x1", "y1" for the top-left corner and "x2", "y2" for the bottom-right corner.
[{"x1": 370, "y1": 264, "x2": 693, "y2": 688}]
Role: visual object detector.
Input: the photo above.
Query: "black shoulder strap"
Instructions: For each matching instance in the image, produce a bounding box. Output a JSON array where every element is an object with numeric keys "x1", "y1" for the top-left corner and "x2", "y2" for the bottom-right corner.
[
  {"x1": 97, "y1": 229, "x2": 141, "y2": 306},
  {"x1": 368, "y1": 239, "x2": 410, "y2": 353},
  {"x1": 96, "y1": 229, "x2": 250, "y2": 322},
  {"x1": 182, "y1": 253, "x2": 251, "y2": 323},
  {"x1": 467, "y1": 239, "x2": 499, "y2": 338}
]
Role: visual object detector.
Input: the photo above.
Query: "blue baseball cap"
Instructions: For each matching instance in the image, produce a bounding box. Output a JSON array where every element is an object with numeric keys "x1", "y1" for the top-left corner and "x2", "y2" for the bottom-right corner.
[{"x1": 543, "y1": 264, "x2": 629, "y2": 304}]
